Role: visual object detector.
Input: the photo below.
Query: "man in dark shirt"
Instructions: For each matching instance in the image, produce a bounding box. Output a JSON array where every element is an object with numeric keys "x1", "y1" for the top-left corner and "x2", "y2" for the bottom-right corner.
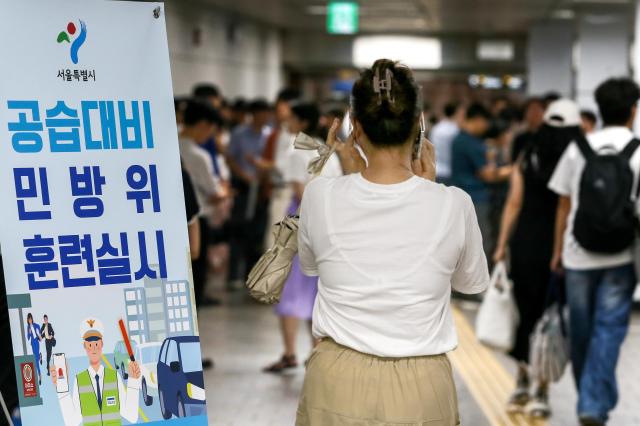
[{"x1": 451, "y1": 103, "x2": 512, "y2": 257}]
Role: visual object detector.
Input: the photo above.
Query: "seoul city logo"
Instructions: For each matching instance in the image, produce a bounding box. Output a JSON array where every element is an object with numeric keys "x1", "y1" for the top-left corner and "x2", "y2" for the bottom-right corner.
[
  {"x1": 23, "y1": 364, "x2": 33, "y2": 382},
  {"x1": 57, "y1": 20, "x2": 87, "y2": 64}
]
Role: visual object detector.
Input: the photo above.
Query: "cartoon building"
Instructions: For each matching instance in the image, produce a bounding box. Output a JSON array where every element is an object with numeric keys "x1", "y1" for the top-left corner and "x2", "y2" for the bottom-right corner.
[
  {"x1": 123, "y1": 269, "x2": 195, "y2": 342},
  {"x1": 164, "y1": 281, "x2": 194, "y2": 335},
  {"x1": 123, "y1": 287, "x2": 149, "y2": 344},
  {"x1": 144, "y1": 274, "x2": 169, "y2": 342}
]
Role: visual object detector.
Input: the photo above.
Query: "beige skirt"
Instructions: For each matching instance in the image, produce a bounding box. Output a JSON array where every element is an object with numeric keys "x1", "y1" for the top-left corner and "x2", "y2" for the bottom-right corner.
[{"x1": 296, "y1": 339, "x2": 460, "y2": 426}]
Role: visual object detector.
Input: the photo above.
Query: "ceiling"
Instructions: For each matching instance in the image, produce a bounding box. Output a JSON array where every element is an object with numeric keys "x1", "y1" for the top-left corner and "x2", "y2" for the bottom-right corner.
[{"x1": 186, "y1": 0, "x2": 633, "y2": 35}]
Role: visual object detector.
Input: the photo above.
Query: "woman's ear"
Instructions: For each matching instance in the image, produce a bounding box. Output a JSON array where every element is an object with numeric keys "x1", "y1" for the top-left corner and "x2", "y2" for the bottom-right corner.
[{"x1": 352, "y1": 120, "x2": 362, "y2": 140}]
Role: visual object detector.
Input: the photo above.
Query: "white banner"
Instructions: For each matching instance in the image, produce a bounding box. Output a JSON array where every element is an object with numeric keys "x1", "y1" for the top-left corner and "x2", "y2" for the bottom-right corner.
[{"x1": 0, "y1": 1, "x2": 208, "y2": 424}]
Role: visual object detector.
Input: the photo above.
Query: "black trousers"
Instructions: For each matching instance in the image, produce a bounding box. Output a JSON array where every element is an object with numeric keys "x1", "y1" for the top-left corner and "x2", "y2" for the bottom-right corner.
[
  {"x1": 508, "y1": 244, "x2": 552, "y2": 363},
  {"x1": 45, "y1": 339, "x2": 54, "y2": 372},
  {"x1": 192, "y1": 217, "x2": 210, "y2": 309},
  {"x1": 228, "y1": 180, "x2": 269, "y2": 282}
]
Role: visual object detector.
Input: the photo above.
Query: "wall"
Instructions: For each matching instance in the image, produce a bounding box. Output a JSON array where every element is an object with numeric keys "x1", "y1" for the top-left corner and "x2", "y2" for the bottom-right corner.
[
  {"x1": 163, "y1": 0, "x2": 284, "y2": 100},
  {"x1": 575, "y1": 10, "x2": 631, "y2": 109},
  {"x1": 527, "y1": 20, "x2": 574, "y2": 98}
]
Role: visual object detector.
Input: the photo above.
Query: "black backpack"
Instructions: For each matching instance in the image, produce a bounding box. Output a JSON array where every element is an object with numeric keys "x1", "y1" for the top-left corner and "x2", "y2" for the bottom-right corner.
[{"x1": 573, "y1": 135, "x2": 640, "y2": 254}]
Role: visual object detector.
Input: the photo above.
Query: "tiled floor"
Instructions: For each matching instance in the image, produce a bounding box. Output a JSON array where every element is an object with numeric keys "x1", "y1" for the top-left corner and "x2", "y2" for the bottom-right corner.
[
  {"x1": 199, "y1": 295, "x2": 487, "y2": 426},
  {"x1": 198, "y1": 291, "x2": 640, "y2": 426}
]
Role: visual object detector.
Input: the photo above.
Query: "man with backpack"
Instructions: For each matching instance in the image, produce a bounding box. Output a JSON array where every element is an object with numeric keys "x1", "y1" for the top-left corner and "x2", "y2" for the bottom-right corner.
[{"x1": 548, "y1": 77, "x2": 640, "y2": 426}]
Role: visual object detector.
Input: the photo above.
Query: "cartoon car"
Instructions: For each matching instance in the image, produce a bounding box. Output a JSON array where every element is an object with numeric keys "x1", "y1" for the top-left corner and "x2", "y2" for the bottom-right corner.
[
  {"x1": 135, "y1": 342, "x2": 162, "y2": 406},
  {"x1": 113, "y1": 340, "x2": 137, "y2": 380},
  {"x1": 157, "y1": 336, "x2": 206, "y2": 418}
]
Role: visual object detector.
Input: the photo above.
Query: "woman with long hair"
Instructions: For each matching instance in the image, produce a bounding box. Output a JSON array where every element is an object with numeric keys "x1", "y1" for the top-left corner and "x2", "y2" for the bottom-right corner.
[
  {"x1": 26, "y1": 312, "x2": 42, "y2": 385},
  {"x1": 493, "y1": 99, "x2": 583, "y2": 417},
  {"x1": 264, "y1": 102, "x2": 343, "y2": 373},
  {"x1": 295, "y1": 59, "x2": 489, "y2": 425}
]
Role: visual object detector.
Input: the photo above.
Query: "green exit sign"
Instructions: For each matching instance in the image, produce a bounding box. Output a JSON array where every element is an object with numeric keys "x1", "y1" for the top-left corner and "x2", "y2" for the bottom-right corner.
[{"x1": 327, "y1": 2, "x2": 359, "y2": 35}]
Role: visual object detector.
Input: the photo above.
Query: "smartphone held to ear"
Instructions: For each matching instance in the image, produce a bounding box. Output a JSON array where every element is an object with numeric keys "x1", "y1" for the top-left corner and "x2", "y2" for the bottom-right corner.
[{"x1": 412, "y1": 113, "x2": 427, "y2": 160}]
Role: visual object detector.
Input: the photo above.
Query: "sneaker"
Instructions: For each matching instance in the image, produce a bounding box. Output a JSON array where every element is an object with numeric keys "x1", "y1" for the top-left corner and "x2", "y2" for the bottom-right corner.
[
  {"x1": 263, "y1": 354, "x2": 297, "y2": 373},
  {"x1": 525, "y1": 388, "x2": 551, "y2": 418},
  {"x1": 506, "y1": 371, "x2": 530, "y2": 413},
  {"x1": 579, "y1": 415, "x2": 605, "y2": 426}
]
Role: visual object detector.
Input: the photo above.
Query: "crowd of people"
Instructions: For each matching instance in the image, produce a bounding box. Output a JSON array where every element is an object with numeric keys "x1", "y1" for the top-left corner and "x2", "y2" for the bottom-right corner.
[
  {"x1": 172, "y1": 84, "x2": 351, "y2": 373},
  {"x1": 429, "y1": 78, "x2": 639, "y2": 426},
  {"x1": 162, "y1": 75, "x2": 640, "y2": 426},
  {"x1": 1, "y1": 63, "x2": 639, "y2": 426}
]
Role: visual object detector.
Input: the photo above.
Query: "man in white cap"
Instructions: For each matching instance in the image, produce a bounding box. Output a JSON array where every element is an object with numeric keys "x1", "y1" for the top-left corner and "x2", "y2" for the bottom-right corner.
[{"x1": 51, "y1": 318, "x2": 141, "y2": 426}]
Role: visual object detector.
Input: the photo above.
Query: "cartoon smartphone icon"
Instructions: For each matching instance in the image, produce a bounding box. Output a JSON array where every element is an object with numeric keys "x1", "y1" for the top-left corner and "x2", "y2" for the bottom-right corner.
[{"x1": 53, "y1": 353, "x2": 69, "y2": 393}]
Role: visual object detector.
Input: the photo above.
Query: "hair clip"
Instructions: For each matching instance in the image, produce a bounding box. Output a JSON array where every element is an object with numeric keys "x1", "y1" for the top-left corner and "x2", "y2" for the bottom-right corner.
[{"x1": 373, "y1": 68, "x2": 394, "y2": 105}]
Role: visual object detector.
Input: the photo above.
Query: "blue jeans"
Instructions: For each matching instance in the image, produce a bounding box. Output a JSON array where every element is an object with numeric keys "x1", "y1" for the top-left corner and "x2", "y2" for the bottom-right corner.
[{"x1": 565, "y1": 263, "x2": 636, "y2": 421}]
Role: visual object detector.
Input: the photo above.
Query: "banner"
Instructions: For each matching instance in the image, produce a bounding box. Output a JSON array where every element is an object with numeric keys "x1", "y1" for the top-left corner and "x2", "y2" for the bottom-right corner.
[{"x1": 0, "y1": 1, "x2": 208, "y2": 424}]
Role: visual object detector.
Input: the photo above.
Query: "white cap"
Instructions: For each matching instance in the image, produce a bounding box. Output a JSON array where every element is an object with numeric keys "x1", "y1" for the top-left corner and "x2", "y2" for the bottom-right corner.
[
  {"x1": 80, "y1": 318, "x2": 104, "y2": 341},
  {"x1": 544, "y1": 99, "x2": 581, "y2": 127}
]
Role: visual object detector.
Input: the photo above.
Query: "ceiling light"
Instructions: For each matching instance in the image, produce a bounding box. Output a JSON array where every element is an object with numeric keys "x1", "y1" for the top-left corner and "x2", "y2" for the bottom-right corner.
[
  {"x1": 552, "y1": 9, "x2": 575, "y2": 19},
  {"x1": 352, "y1": 36, "x2": 442, "y2": 69}
]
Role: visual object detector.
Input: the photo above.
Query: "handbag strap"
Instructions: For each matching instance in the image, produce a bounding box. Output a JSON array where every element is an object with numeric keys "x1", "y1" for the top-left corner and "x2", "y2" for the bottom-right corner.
[{"x1": 489, "y1": 261, "x2": 510, "y2": 292}]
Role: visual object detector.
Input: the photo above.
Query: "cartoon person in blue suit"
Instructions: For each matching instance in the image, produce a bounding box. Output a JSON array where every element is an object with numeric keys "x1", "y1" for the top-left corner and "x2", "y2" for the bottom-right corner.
[{"x1": 26, "y1": 312, "x2": 42, "y2": 385}]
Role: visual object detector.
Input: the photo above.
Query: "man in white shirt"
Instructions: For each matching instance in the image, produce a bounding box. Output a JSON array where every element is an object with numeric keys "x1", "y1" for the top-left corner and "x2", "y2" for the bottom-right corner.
[
  {"x1": 52, "y1": 318, "x2": 141, "y2": 426},
  {"x1": 179, "y1": 100, "x2": 224, "y2": 308},
  {"x1": 429, "y1": 102, "x2": 463, "y2": 185},
  {"x1": 548, "y1": 78, "x2": 640, "y2": 426}
]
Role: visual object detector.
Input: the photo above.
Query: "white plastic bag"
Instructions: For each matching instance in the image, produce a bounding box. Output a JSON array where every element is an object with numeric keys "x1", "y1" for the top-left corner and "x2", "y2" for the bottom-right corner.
[
  {"x1": 475, "y1": 261, "x2": 519, "y2": 352},
  {"x1": 529, "y1": 303, "x2": 569, "y2": 383}
]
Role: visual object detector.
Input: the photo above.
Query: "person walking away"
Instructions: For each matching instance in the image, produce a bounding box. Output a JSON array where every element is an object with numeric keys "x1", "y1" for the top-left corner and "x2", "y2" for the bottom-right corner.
[
  {"x1": 429, "y1": 102, "x2": 463, "y2": 185},
  {"x1": 485, "y1": 114, "x2": 515, "y2": 259},
  {"x1": 494, "y1": 99, "x2": 583, "y2": 417},
  {"x1": 451, "y1": 103, "x2": 511, "y2": 259},
  {"x1": 548, "y1": 78, "x2": 640, "y2": 426},
  {"x1": 226, "y1": 99, "x2": 272, "y2": 286},
  {"x1": 511, "y1": 98, "x2": 545, "y2": 161},
  {"x1": 263, "y1": 103, "x2": 342, "y2": 373},
  {"x1": 179, "y1": 100, "x2": 225, "y2": 307},
  {"x1": 41, "y1": 314, "x2": 55, "y2": 376},
  {"x1": 295, "y1": 59, "x2": 489, "y2": 425}
]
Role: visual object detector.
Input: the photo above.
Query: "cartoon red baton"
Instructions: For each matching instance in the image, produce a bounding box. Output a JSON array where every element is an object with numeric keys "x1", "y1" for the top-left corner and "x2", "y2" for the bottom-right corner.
[{"x1": 118, "y1": 318, "x2": 135, "y2": 362}]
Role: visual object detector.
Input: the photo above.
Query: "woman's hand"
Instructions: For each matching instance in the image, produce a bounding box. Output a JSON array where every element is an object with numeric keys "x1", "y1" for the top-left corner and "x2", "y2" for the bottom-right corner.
[
  {"x1": 326, "y1": 119, "x2": 366, "y2": 175},
  {"x1": 550, "y1": 251, "x2": 563, "y2": 274},
  {"x1": 411, "y1": 138, "x2": 436, "y2": 181},
  {"x1": 493, "y1": 244, "x2": 507, "y2": 264}
]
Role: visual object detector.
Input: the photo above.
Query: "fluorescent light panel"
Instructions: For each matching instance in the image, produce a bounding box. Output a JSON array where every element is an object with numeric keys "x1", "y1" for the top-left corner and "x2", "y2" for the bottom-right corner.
[{"x1": 352, "y1": 36, "x2": 442, "y2": 69}]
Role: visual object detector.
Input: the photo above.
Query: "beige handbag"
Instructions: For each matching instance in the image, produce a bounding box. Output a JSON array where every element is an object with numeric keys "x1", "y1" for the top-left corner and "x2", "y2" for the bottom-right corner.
[{"x1": 245, "y1": 132, "x2": 335, "y2": 304}]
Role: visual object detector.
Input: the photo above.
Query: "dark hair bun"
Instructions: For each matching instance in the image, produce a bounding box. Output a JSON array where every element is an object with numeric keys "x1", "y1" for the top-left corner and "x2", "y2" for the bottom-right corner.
[{"x1": 351, "y1": 59, "x2": 420, "y2": 147}]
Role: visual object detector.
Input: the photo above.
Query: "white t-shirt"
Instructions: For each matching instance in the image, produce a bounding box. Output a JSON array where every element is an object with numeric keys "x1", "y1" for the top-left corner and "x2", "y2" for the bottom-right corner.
[
  {"x1": 179, "y1": 136, "x2": 221, "y2": 216},
  {"x1": 298, "y1": 174, "x2": 489, "y2": 357},
  {"x1": 548, "y1": 126, "x2": 640, "y2": 270},
  {"x1": 274, "y1": 128, "x2": 295, "y2": 175},
  {"x1": 429, "y1": 119, "x2": 459, "y2": 179}
]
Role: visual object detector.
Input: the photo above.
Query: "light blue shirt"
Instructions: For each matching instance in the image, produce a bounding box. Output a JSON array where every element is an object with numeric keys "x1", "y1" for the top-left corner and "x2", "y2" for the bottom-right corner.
[{"x1": 227, "y1": 124, "x2": 270, "y2": 179}]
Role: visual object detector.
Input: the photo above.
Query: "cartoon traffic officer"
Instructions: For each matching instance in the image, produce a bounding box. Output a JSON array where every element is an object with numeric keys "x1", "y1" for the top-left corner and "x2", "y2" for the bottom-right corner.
[{"x1": 51, "y1": 318, "x2": 141, "y2": 426}]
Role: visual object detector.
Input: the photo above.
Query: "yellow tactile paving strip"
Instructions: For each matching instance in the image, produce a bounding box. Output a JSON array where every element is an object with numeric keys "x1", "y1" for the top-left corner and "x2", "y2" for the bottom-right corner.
[{"x1": 450, "y1": 307, "x2": 548, "y2": 426}]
